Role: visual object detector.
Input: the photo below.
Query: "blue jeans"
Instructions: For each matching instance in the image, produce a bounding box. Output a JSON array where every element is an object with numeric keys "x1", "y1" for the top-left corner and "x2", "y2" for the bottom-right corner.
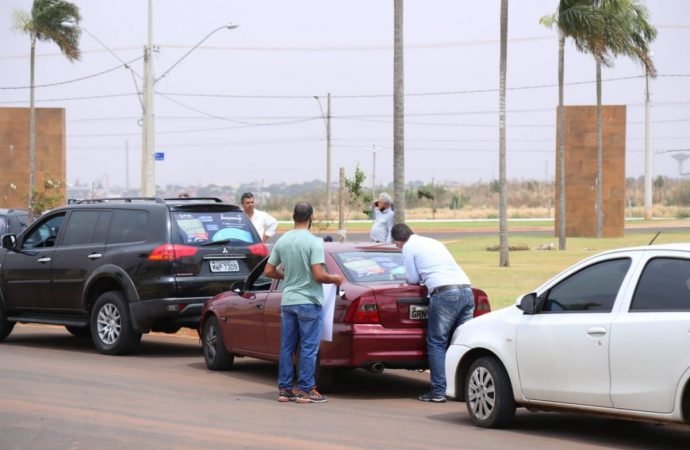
[
  {"x1": 278, "y1": 303, "x2": 323, "y2": 392},
  {"x1": 427, "y1": 286, "x2": 475, "y2": 395}
]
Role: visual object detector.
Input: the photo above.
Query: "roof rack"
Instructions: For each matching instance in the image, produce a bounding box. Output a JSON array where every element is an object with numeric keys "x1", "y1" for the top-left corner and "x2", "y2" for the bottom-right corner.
[
  {"x1": 163, "y1": 197, "x2": 223, "y2": 203},
  {"x1": 76, "y1": 197, "x2": 166, "y2": 204}
]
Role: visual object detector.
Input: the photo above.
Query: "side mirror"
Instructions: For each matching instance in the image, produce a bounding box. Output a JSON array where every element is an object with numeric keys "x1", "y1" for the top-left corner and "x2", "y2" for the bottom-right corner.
[
  {"x1": 518, "y1": 292, "x2": 538, "y2": 315},
  {"x1": 231, "y1": 280, "x2": 245, "y2": 293},
  {"x1": 1, "y1": 234, "x2": 16, "y2": 250}
]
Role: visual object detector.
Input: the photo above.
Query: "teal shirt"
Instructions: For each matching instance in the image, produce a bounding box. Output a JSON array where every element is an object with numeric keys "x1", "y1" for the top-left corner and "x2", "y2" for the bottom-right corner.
[{"x1": 268, "y1": 229, "x2": 326, "y2": 306}]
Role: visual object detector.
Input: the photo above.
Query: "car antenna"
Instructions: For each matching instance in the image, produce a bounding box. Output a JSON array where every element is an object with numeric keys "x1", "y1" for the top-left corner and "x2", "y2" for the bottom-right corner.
[{"x1": 648, "y1": 231, "x2": 661, "y2": 246}]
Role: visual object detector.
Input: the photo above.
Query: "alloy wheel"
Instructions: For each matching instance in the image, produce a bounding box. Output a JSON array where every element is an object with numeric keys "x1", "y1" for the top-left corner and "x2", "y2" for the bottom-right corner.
[
  {"x1": 467, "y1": 366, "x2": 496, "y2": 421},
  {"x1": 96, "y1": 303, "x2": 121, "y2": 345},
  {"x1": 205, "y1": 324, "x2": 218, "y2": 361}
]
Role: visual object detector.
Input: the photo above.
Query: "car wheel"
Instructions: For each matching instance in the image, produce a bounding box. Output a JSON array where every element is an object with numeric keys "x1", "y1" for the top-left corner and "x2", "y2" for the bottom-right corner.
[
  {"x1": 202, "y1": 316, "x2": 234, "y2": 370},
  {"x1": 0, "y1": 308, "x2": 15, "y2": 341},
  {"x1": 465, "y1": 356, "x2": 516, "y2": 428},
  {"x1": 65, "y1": 325, "x2": 91, "y2": 338},
  {"x1": 90, "y1": 291, "x2": 142, "y2": 355}
]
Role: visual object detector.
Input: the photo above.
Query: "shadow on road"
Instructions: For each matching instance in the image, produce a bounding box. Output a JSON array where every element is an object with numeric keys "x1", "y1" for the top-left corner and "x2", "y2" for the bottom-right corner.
[
  {"x1": 4, "y1": 325, "x2": 201, "y2": 357},
  {"x1": 428, "y1": 408, "x2": 690, "y2": 450},
  {"x1": 190, "y1": 356, "x2": 429, "y2": 400}
]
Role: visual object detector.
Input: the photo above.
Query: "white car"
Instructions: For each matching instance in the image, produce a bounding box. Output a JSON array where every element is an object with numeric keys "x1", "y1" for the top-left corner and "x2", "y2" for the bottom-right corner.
[{"x1": 445, "y1": 243, "x2": 690, "y2": 428}]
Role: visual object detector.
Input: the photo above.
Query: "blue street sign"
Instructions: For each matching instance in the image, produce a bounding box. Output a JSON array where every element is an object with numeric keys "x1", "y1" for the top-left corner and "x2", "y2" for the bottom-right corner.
[{"x1": 154, "y1": 152, "x2": 165, "y2": 161}]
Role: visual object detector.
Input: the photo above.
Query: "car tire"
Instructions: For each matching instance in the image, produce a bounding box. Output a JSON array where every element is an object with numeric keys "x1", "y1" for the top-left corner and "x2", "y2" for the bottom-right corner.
[
  {"x1": 65, "y1": 325, "x2": 91, "y2": 338},
  {"x1": 202, "y1": 316, "x2": 234, "y2": 370},
  {"x1": 90, "y1": 291, "x2": 142, "y2": 355},
  {"x1": 465, "y1": 356, "x2": 516, "y2": 428},
  {"x1": 0, "y1": 308, "x2": 15, "y2": 341}
]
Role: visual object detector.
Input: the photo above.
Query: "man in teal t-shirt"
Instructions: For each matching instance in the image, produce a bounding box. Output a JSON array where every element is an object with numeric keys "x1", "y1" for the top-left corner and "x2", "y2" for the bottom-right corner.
[{"x1": 264, "y1": 202, "x2": 342, "y2": 404}]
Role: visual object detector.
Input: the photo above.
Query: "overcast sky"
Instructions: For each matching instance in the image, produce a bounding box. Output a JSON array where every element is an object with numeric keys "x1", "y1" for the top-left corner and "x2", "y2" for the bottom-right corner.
[{"x1": 2, "y1": 0, "x2": 689, "y2": 191}]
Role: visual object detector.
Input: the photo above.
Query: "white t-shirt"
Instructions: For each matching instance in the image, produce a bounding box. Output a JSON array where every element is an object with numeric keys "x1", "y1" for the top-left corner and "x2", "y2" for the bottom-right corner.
[{"x1": 248, "y1": 209, "x2": 278, "y2": 240}]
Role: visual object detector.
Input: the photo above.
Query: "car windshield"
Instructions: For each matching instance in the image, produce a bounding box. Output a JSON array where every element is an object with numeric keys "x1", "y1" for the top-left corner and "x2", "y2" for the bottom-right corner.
[
  {"x1": 172, "y1": 211, "x2": 259, "y2": 246},
  {"x1": 334, "y1": 251, "x2": 407, "y2": 283}
]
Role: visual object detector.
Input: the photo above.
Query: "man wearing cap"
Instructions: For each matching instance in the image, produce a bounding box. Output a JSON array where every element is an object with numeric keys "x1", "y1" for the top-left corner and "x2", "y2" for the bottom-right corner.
[
  {"x1": 369, "y1": 192, "x2": 394, "y2": 244},
  {"x1": 391, "y1": 223, "x2": 474, "y2": 403}
]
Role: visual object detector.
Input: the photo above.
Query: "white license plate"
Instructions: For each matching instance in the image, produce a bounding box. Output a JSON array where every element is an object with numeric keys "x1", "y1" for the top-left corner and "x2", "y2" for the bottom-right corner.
[
  {"x1": 409, "y1": 305, "x2": 428, "y2": 320},
  {"x1": 209, "y1": 260, "x2": 240, "y2": 273}
]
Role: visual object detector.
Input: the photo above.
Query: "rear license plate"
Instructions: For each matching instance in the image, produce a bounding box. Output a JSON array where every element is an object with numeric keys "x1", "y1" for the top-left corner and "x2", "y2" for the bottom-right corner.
[
  {"x1": 209, "y1": 260, "x2": 240, "y2": 273},
  {"x1": 409, "y1": 305, "x2": 428, "y2": 320}
]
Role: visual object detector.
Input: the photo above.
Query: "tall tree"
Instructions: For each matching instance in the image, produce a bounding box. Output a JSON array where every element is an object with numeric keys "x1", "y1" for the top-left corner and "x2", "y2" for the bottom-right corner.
[
  {"x1": 541, "y1": 0, "x2": 602, "y2": 249},
  {"x1": 13, "y1": 0, "x2": 81, "y2": 215},
  {"x1": 568, "y1": 0, "x2": 656, "y2": 237},
  {"x1": 393, "y1": 0, "x2": 405, "y2": 223},
  {"x1": 498, "y1": 0, "x2": 509, "y2": 267}
]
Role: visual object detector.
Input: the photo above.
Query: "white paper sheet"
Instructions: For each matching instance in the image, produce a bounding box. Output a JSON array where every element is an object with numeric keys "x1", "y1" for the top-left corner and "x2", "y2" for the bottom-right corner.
[{"x1": 321, "y1": 283, "x2": 337, "y2": 341}]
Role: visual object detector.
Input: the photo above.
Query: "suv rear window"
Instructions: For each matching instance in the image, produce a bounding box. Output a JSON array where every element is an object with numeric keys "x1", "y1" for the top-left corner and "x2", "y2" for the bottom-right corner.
[
  {"x1": 334, "y1": 251, "x2": 407, "y2": 283},
  {"x1": 172, "y1": 210, "x2": 258, "y2": 246}
]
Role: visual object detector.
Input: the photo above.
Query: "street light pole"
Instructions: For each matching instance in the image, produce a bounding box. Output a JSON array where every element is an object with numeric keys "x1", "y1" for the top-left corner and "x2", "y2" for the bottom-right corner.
[
  {"x1": 313, "y1": 93, "x2": 332, "y2": 220},
  {"x1": 644, "y1": 69, "x2": 652, "y2": 220},
  {"x1": 139, "y1": 0, "x2": 238, "y2": 196},
  {"x1": 140, "y1": 0, "x2": 155, "y2": 196}
]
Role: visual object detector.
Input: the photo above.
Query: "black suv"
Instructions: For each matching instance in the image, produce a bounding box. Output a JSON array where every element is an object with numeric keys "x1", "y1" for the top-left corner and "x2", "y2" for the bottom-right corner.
[{"x1": 0, "y1": 197, "x2": 267, "y2": 355}]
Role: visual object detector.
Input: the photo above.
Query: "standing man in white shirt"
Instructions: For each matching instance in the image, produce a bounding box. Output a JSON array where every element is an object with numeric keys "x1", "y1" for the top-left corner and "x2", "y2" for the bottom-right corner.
[
  {"x1": 241, "y1": 192, "x2": 278, "y2": 243},
  {"x1": 369, "y1": 192, "x2": 394, "y2": 243},
  {"x1": 391, "y1": 223, "x2": 474, "y2": 403}
]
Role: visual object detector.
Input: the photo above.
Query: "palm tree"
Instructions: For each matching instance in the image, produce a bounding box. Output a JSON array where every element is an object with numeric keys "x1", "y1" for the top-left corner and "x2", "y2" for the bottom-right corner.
[
  {"x1": 498, "y1": 0, "x2": 509, "y2": 267},
  {"x1": 541, "y1": 0, "x2": 602, "y2": 249},
  {"x1": 393, "y1": 0, "x2": 405, "y2": 224},
  {"x1": 568, "y1": 0, "x2": 656, "y2": 237},
  {"x1": 13, "y1": 0, "x2": 81, "y2": 216}
]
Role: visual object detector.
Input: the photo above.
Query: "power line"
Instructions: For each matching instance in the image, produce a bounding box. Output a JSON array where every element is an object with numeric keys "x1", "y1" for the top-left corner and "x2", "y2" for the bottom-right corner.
[{"x1": 0, "y1": 57, "x2": 143, "y2": 90}]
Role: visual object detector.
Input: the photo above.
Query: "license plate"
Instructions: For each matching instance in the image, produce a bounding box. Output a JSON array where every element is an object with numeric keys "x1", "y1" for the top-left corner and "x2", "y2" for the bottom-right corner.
[
  {"x1": 409, "y1": 305, "x2": 428, "y2": 320},
  {"x1": 209, "y1": 260, "x2": 240, "y2": 273}
]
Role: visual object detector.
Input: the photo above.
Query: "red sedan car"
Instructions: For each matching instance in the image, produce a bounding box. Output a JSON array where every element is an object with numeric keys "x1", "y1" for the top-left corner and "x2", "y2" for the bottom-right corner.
[{"x1": 199, "y1": 242, "x2": 490, "y2": 390}]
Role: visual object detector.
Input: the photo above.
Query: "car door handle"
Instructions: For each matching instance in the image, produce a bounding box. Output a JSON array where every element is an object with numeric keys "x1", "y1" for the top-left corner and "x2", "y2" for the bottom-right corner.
[
  {"x1": 37, "y1": 257, "x2": 51, "y2": 263},
  {"x1": 587, "y1": 327, "x2": 607, "y2": 337},
  {"x1": 255, "y1": 304, "x2": 262, "y2": 310},
  {"x1": 88, "y1": 253, "x2": 102, "y2": 260}
]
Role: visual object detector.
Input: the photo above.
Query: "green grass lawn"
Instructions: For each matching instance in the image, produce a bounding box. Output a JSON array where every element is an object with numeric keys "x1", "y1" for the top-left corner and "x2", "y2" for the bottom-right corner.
[{"x1": 443, "y1": 230, "x2": 690, "y2": 310}]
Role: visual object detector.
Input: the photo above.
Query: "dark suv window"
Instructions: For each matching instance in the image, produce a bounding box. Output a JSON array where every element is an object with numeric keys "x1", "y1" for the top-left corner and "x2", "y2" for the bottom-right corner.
[
  {"x1": 22, "y1": 213, "x2": 65, "y2": 249},
  {"x1": 172, "y1": 210, "x2": 258, "y2": 245},
  {"x1": 108, "y1": 210, "x2": 149, "y2": 244},
  {"x1": 541, "y1": 258, "x2": 631, "y2": 313},
  {"x1": 62, "y1": 211, "x2": 103, "y2": 246},
  {"x1": 631, "y1": 258, "x2": 690, "y2": 312}
]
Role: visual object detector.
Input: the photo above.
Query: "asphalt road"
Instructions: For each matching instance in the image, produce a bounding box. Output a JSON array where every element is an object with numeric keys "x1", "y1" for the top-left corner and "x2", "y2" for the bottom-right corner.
[{"x1": 1, "y1": 325, "x2": 689, "y2": 450}]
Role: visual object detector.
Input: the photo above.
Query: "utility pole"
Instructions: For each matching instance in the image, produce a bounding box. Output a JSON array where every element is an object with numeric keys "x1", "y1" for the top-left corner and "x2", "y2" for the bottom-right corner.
[
  {"x1": 326, "y1": 92, "x2": 332, "y2": 220},
  {"x1": 140, "y1": 0, "x2": 155, "y2": 197},
  {"x1": 644, "y1": 69, "x2": 652, "y2": 219},
  {"x1": 125, "y1": 141, "x2": 130, "y2": 193},
  {"x1": 313, "y1": 93, "x2": 332, "y2": 220}
]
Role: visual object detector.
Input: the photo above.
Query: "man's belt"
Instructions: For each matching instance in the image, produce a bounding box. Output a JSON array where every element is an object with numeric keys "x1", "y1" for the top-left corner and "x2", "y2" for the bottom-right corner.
[{"x1": 430, "y1": 284, "x2": 470, "y2": 296}]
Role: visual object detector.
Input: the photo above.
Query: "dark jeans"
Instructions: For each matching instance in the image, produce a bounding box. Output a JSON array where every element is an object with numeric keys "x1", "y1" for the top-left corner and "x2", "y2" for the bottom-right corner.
[{"x1": 427, "y1": 286, "x2": 475, "y2": 395}]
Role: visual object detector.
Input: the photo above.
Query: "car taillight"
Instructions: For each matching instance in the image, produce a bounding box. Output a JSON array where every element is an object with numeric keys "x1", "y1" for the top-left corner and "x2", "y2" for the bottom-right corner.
[
  {"x1": 148, "y1": 244, "x2": 198, "y2": 261},
  {"x1": 248, "y1": 243, "x2": 268, "y2": 257},
  {"x1": 344, "y1": 295, "x2": 380, "y2": 324},
  {"x1": 473, "y1": 289, "x2": 491, "y2": 317}
]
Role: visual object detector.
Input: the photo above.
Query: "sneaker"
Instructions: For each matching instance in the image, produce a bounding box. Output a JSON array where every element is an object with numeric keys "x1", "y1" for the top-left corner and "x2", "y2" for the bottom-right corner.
[
  {"x1": 418, "y1": 392, "x2": 446, "y2": 403},
  {"x1": 295, "y1": 388, "x2": 328, "y2": 404},
  {"x1": 278, "y1": 389, "x2": 296, "y2": 403}
]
